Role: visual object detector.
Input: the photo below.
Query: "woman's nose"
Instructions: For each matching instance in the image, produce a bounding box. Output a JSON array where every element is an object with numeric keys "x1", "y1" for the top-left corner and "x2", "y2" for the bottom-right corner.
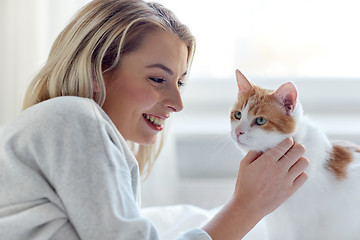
[{"x1": 164, "y1": 85, "x2": 184, "y2": 112}]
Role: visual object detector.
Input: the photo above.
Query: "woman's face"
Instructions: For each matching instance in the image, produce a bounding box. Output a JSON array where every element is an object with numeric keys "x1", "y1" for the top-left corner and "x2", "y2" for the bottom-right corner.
[{"x1": 102, "y1": 31, "x2": 188, "y2": 145}]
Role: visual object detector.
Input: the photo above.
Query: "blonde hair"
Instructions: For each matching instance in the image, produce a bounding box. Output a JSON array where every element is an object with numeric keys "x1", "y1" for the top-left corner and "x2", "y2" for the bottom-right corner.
[{"x1": 23, "y1": 0, "x2": 196, "y2": 176}]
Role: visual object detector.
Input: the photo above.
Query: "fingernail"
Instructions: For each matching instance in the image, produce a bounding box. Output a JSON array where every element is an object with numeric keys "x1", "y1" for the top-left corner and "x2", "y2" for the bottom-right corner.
[{"x1": 285, "y1": 137, "x2": 293, "y2": 146}]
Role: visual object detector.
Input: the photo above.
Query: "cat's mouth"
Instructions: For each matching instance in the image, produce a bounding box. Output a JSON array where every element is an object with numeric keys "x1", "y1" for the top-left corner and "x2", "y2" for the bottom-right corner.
[
  {"x1": 235, "y1": 138, "x2": 251, "y2": 149},
  {"x1": 238, "y1": 142, "x2": 249, "y2": 148}
]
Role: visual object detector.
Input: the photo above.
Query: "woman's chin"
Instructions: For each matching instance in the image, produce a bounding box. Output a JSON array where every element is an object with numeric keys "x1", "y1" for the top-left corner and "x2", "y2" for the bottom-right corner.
[{"x1": 135, "y1": 134, "x2": 158, "y2": 146}]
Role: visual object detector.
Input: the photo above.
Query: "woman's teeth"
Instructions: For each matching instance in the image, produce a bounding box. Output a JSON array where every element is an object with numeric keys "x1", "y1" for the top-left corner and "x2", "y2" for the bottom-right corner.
[{"x1": 143, "y1": 114, "x2": 165, "y2": 126}]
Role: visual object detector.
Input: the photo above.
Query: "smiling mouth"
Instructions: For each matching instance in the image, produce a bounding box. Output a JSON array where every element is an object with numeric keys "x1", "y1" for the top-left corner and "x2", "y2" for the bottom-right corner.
[{"x1": 142, "y1": 113, "x2": 165, "y2": 131}]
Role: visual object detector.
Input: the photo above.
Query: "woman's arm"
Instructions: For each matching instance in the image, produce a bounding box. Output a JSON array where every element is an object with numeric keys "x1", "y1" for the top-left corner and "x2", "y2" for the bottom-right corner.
[{"x1": 202, "y1": 138, "x2": 309, "y2": 240}]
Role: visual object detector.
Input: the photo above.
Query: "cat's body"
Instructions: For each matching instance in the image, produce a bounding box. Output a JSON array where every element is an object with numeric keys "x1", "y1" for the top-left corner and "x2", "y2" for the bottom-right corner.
[{"x1": 230, "y1": 70, "x2": 360, "y2": 240}]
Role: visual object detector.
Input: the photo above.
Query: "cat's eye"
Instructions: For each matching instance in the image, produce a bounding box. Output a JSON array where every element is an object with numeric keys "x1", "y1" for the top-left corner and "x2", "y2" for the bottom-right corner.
[
  {"x1": 233, "y1": 111, "x2": 242, "y2": 120},
  {"x1": 255, "y1": 117, "x2": 267, "y2": 125}
]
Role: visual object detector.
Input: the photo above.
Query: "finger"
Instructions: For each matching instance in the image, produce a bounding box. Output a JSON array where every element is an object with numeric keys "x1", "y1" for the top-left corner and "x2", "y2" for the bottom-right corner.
[
  {"x1": 292, "y1": 172, "x2": 308, "y2": 190},
  {"x1": 279, "y1": 142, "x2": 306, "y2": 169},
  {"x1": 288, "y1": 157, "x2": 309, "y2": 180},
  {"x1": 241, "y1": 150, "x2": 262, "y2": 166},
  {"x1": 262, "y1": 138, "x2": 293, "y2": 162}
]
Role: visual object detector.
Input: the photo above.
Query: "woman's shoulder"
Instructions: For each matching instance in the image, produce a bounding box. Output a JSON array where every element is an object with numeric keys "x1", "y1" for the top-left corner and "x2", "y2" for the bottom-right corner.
[
  {"x1": 4, "y1": 97, "x2": 107, "y2": 136},
  {"x1": 25, "y1": 96, "x2": 107, "y2": 124},
  {"x1": 29, "y1": 96, "x2": 97, "y2": 117},
  {"x1": 4, "y1": 97, "x2": 131, "y2": 162},
  {"x1": 4, "y1": 97, "x2": 129, "y2": 158}
]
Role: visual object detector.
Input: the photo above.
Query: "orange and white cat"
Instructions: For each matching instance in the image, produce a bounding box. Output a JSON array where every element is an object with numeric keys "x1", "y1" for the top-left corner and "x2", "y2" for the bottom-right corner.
[{"x1": 230, "y1": 70, "x2": 360, "y2": 240}]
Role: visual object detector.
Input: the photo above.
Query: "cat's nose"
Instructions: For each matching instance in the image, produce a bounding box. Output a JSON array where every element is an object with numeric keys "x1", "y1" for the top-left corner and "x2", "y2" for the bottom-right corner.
[{"x1": 236, "y1": 130, "x2": 244, "y2": 137}]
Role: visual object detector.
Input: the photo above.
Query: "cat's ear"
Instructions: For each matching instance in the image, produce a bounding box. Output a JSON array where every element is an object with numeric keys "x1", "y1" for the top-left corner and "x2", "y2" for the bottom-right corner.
[
  {"x1": 273, "y1": 82, "x2": 298, "y2": 115},
  {"x1": 235, "y1": 69, "x2": 252, "y2": 93}
]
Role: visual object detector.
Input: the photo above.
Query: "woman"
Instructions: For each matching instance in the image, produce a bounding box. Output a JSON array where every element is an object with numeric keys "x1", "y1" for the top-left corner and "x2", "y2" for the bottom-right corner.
[{"x1": 0, "y1": 0, "x2": 308, "y2": 239}]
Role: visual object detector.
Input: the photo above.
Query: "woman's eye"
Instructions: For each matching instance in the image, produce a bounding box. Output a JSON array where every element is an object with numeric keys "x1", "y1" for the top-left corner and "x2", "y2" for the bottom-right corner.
[
  {"x1": 149, "y1": 77, "x2": 165, "y2": 84},
  {"x1": 177, "y1": 80, "x2": 185, "y2": 88},
  {"x1": 255, "y1": 117, "x2": 267, "y2": 125},
  {"x1": 233, "y1": 111, "x2": 242, "y2": 120}
]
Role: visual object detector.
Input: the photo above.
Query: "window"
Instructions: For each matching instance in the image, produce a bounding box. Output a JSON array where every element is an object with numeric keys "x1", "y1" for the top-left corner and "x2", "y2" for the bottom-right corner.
[
  {"x1": 142, "y1": 1, "x2": 360, "y2": 208},
  {"x1": 157, "y1": 0, "x2": 360, "y2": 79}
]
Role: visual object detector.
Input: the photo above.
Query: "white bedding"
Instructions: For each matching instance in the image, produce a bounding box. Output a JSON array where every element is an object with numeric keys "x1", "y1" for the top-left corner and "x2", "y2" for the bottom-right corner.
[{"x1": 141, "y1": 204, "x2": 268, "y2": 240}]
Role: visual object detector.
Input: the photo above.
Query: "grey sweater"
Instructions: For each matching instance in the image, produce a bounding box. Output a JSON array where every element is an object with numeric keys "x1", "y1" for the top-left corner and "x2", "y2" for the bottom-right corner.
[{"x1": 0, "y1": 97, "x2": 211, "y2": 240}]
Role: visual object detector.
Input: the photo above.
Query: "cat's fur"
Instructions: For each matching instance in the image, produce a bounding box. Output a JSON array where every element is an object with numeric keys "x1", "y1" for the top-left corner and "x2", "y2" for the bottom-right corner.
[{"x1": 230, "y1": 70, "x2": 360, "y2": 240}]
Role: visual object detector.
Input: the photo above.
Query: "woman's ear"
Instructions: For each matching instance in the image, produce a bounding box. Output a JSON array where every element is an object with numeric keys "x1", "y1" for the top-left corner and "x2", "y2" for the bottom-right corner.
[{"x1": 273, "y1": 82, "x2": 298, "y2": 115}]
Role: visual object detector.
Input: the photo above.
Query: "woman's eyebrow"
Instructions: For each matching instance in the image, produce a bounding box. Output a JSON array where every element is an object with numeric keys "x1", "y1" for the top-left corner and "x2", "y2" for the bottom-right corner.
[
  {"x1": 146, "y1": 64, "x2": 187, "y2": 77},
  {"x1": 146, "y1": 64, "x2": 174, "y2": 75}
]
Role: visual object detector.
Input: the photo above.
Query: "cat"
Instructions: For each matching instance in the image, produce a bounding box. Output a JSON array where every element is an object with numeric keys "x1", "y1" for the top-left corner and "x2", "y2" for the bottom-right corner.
[{"x1": 230, "y1": 69, "x2": 360, "y2": 240}]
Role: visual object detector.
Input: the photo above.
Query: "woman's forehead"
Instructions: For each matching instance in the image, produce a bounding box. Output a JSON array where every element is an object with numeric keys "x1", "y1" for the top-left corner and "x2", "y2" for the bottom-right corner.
[{"x1": 123, "y1": 31, "x2": 188, "y2": 73}]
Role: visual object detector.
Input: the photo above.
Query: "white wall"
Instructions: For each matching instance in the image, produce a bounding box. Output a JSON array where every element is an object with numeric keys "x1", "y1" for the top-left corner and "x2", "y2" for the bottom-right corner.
[
  {"x1": 1, "y1": 0, "x2": 48, "y2": 124},
  {"x1": 0, "y1": 0, "x2": 91, "y2": 125}
]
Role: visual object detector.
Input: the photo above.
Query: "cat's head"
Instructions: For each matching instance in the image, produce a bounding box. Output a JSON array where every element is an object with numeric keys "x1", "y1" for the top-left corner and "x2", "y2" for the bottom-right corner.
[{"x1": 230, "y1": 70, "x2": 302, "y2": 152}]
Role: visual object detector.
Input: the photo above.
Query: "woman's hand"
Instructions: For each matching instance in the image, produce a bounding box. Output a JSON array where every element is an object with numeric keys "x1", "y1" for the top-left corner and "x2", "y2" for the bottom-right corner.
[
  {"x1": 234, "y1": 138, "x2": 308, "y2": 218},
  {"x1": 202, "y1": 138, "x2": 309, "y2": 240}
]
